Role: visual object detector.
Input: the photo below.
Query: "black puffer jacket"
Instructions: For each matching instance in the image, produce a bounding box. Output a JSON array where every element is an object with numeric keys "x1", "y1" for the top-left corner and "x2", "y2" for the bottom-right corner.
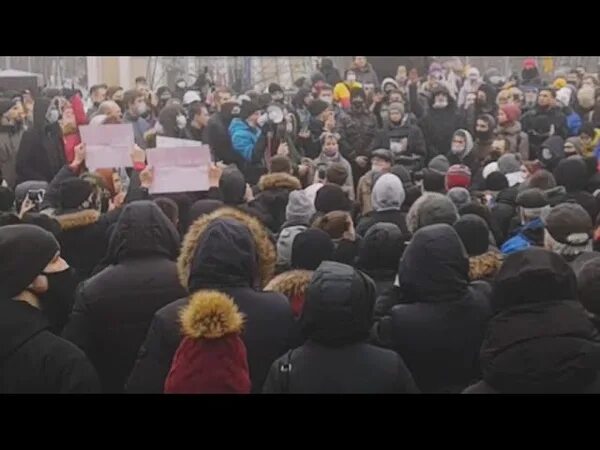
[
  {"x1": 0, "y1": 299, "x2": 100, "y2": 393},
  {"x1": 372, "y1": 224, "x2": 493, "y2": 392},
  {"x1": 263, "y1": 261, "x2": 418, "y2": 393},
  {"x1": 205, "y1": 107, "x2": 239, "y2": 165},
  {"x1": 369, "y1": 118, "x2": 427, "y2": 159},
  {"x1": 464, "y1": 248, "x2": 600, "y2": 393},
  {"x1": 419, "y1": 86, "x2": 466, "y2": 160},
  {"x1": 338, "y1": 108, "x2": 378, "y2": 159},
  {"x1": 126, "y1": 208, "x2": 298, "y2": 393},
  {"x1": 62, "y1": 201, "x2": 186, "y2": 393}
]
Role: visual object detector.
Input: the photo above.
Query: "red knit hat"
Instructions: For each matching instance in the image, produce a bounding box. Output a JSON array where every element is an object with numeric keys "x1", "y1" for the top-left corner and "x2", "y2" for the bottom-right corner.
[
  {"x1": 445, "y1": 164, "x2": 472, "y2": 190},
  {"x1": 164, "y1": 291, "x2": 251, "y2": 394},
  {"x1": 500, "y1": 103, "x2": 521, "y2": 123}
]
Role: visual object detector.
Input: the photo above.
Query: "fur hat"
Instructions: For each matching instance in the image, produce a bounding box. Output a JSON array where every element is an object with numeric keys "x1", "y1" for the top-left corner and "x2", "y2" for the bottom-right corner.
[{"x1": 164, "y1": 291, "x2": 250, "y2": 394}]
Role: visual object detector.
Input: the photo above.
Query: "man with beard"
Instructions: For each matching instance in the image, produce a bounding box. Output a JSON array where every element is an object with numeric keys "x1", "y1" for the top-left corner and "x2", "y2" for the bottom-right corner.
[
  {"x1": 522, "y1": 88, "x2": 568, "y2": 151},
  {"x1": 338, "y1": 88, "x2": 378, "y2": 184},
  {"x1": 464, "y1": 83, "x2": 498, "y2": 135},
  {"x1": 0, "y1": 97, "x2": 26, "y2": 188},
  {"x1": 419, "y1": 85, "x2": 466, "y2": 161}
]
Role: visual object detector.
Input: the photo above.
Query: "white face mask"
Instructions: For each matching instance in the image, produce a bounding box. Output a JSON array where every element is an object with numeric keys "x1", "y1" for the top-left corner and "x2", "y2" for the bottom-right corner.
[
  {"x1": 257, "y1": 113, "x2": 268, "y2": 127},
  {"x1": 451, "y1": 144, "x2": 465, "y2": 154},
  {"x1": 371, "y1": 164, "x2": 383, "y2": 173},
  {"x1": 286, "y1": 120, "x2": 293, "y2": 133},
  {"x1": 176, "y1": 114, "x2": 187, "y2": 129},
  {"x1": 347, "y1": 74, "x2": 356, "y2": 83},
  {"x1": 177, "y1": 81, "x2": 186, "y2": 89},
  {"x1": 433, "y1": 97, "x2": 448, "y2": 109},
  {"x1": 320, "y1": 95, "x2": 333, "y2": 105}
]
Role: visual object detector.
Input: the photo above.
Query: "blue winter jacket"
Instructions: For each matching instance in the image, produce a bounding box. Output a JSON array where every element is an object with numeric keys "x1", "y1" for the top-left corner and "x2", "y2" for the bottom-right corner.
[
  {"x1": 229, "y1": 118, "x2": 261, "y2": 162},
  {"x1": 500, "y1": 218, "x2": 545, "y2": 255}
]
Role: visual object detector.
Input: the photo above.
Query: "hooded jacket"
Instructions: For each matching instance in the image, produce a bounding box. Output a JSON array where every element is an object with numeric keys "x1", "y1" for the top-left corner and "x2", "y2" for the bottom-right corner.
[
  {"x1": 447, "y1": 129, "x2": 478, "y2": 174},
  {"x1": 62, "y1": 201, "x2": 186, "y2": 393},
  {"x1": 229, "y1": 118, "x2": 261, "y2": 162},
  {"x1": 356, "y1": 173, "x2": 409, "y2": 237},
  {"x1": 372, "y1": 224, "x2": 493, "y2": 392},
  {"x1": 464, "y1": 248, "x2": 600, "y2": 393},
  {"x1": 265, "y1": 269, "x2": 313, "y2": 318},
  {"x1": 419, "y1": 86, "x2": 466, "y2": 160},
  {"x1": 250, "y1": 172, "x2": 302, "y2": 233},
  {"x1": 126, "y1": 208, "x2": 298, "y2": 393},
  {"x1": 0, "y1": 299, "x2": 100, "y2": 393},
  {"x1": 263, "y1": 261, "x2": 418, "y2": 393},
  {"x1": 15, "y1": 97, "x2": 66, "y2": 184}
]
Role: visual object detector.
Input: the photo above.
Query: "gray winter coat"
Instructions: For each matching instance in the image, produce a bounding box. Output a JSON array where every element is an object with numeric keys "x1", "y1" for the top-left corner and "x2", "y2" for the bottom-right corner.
[{"x1": 313, "y1": 152, "x2": 355, "y2": 200}]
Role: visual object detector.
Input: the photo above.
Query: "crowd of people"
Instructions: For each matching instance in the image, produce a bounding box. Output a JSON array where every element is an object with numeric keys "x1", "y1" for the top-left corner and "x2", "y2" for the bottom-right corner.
[{"x1": 3, "y1": 56, "x2": 600, "y2": 393}]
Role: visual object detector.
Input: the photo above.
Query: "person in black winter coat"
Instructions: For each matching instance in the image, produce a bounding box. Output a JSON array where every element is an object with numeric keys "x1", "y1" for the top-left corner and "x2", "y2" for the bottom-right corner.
[
  {"x1": 522, "y1": 88, "x2": 569, "y2": 144},
  {"x1": 369, "y1": 102, "x2": 426, "y2": 161},
  {"x1": 554, "y1": 155, "x2": 600, "y2": 221},
  {"x1": 464, "y1": 83, "x2": 498, "y2": 135},
  {"x1": 62, "y1": 201, "x2": 187, "y2": 393},
  {"x1": 15, "y1": 97, "x2": 66, "y2": 184},
  {"x1": 126, "y1": 207, "x2": 298, "y2": 393},
  {"x1": 0, "y1": 225, "x2": 100, "y2": 393},
  {"x1": 356, "y1": 223, "x2": 408, "y2": 296},
  {"x1": 371, "y1": 224, "x2": 493, "y2": 392},
  {"x1": 318, "y1": 58, "x2": 342, "y2": 87},
  {"x1": 464, "y1": 248, "x2": 600, "y2": 393},
  {"x1": 205, "y1": 101, "x2": 240, "y2": 165},
  {"x1": 263, "y1": 261, "x2": 418, "y2": 393},
  {"x1": 419, "y1": 85, "x2": 466, "y2": 161}
]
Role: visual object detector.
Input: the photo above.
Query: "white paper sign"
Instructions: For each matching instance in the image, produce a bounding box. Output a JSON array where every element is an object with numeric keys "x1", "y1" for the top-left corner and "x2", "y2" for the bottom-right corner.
[
  {"x1": 156, "y1": 136, "x2": 202, "y2": 148},
  {"x1": 146, "y1": 145, "x2": 211, "y2": 194},
  {"x1": 79, "y1": 124, "x2": 135, "y2": 170}
]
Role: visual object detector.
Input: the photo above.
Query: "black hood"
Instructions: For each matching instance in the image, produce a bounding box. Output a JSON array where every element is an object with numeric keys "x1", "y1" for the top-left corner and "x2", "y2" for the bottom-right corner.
[
  {"x1": 300, "y1": 261, "x2": 376, "y2": 346},
  {"x1": 188, "y1": 199, "x2": 224, "y2": 226},
  {"x1": 292, "y1": 88, "x2": 311, "y2": 110},
  {"x1": 219, "y1": 167, "x2": 246, "y2": 205},
  {"x1": 477, "y1": 83, "x2": 497, "y2": 110},
  {"x1": 0, "y1": 300, "x2": 48, "y2": 361},
  {"x1": 540, "y1": 135, "x2": 565, "y2": 171},
  {"x1": 554, "y1": 156, "x2": 588, "y2": 192},
  {"x1": 491, "y1": 248, "x2": 576, "y2": 313},
  {"x1": 104, "y1": 201, "x2": 180, "y2": 265},
  {"x1": 189, "y1": 218, "x2": 258, "y2": 290},
  {"x1": 32, "y1": 97, "x2": 51, "y2": 134},
  {"x1": 398, "y1": 224, "x2": 469, "y2": 303},
  {"x1": 481, "y1": 300, "x2": 600, "y2": 393},
  {"x1": 357, "y1": 222, "x2": 405, "y2": 271}
]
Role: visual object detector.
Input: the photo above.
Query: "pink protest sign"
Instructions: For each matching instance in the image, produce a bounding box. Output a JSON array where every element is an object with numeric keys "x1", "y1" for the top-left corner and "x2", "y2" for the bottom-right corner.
[
  {"x1": 79, "y1": 124, "x2": 135, "y2": 170},
  {"x1": 146, "y1": 145, "x2": 211, "y2": 194}
]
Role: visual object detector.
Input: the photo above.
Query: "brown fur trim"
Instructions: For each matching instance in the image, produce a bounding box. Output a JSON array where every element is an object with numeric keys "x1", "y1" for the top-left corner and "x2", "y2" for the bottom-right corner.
[
  {"x1": 469, "y1": 250, "x2": 503, "y2": 281},
  {"x1": 55, "y1": 209, "x2": 100, "y2": 231},
  {"x1": 178, "y1": 207, "x2": 276, "y2": 290},
  {"x1": 180, "y1": 290, "x2": 244, "y2": 339},
  {"x1": 257, "y1": 172, "x2": 301, "y2": 192},
  {"x1": 264, "y1": 270, "x2": 313, "y2": 299}
]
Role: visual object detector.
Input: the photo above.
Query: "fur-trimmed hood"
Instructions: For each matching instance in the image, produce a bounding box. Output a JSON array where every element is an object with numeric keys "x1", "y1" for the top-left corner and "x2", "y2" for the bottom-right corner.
[
  {"x1": 265, "y1": 269, "x2": 313, "y2": 299},
  {"x1": 178, "y1": 207, "x2": 276, "y2": 290},
  {"x1": 54, "y1": 209, "x2": 100, "y2": 231},
  {"x1": 180, "y1": 290, "x2": 244, "y2": 339},
  {"x1": 469, "y1": 250, "x2": 503, "y2": 281},
  {"x1": 257, "y1": 172, "x2": 301, "y2": 192}
]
